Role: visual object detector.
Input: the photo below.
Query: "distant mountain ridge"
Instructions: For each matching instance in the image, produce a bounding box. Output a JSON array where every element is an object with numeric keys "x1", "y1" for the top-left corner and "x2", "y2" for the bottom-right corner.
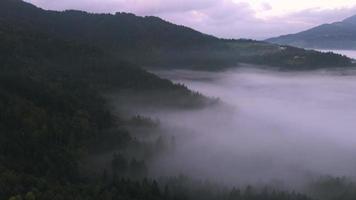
[
  {"x1": 266, "y1": 14, "x2": 356, "y2": 50},
  {"x1": 0, "y1": 0, "x2": 215, "y2": 48},
  {"x1": 0, "y1": 0, "x2": 353, "y2": 69}
]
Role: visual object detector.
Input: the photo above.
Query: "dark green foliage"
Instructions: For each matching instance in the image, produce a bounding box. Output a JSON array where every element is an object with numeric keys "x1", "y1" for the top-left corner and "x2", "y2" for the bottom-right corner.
[
  {"x1": 307, "y1": 176, "x2": 356, "y2": 200},
  {"x1": 0, "y1": 0, "x2": 352, "y2": 70},
  {"x1": 247, "y1": 46, "x2": 352, "y2": 70},
  {"x1": 158, "y1": 176, "x2": 313, "y2": 200},
  {"x1": 1, "y1": 175, "x2": 315, "y2": 200},
  {"x1": 0, "y1": 4, "x2": 205, "y2": 199},
  {"x1": 111, "y1": 153, "x2": 128, "y2": 179},
  {"x1": 0, "y1": 1, "x2": 352, "y2": 199},
  {"x1": 128, "y1": 159, "x2": 148, "y2": 179},
  {"x1": 0, "y1": 77, "x2": 112, "y2": 198},
  {"x1": 128, "y1": 115, "x2": 160, "y2": 128}
]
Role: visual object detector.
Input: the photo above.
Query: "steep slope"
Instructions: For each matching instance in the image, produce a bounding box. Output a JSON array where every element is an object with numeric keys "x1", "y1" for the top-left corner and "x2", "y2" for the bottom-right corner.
[
  {"x1": 266, "y1": 14, "x2": 356, "y2": 50},
  {"x1": 1, "y1": 0, "x2": 215, "y2": 48},
  {"x1": 0, "y1": 19, "x2": 318, "y2": 200},
  {"x1": 0, "y1": 0, "x2": 220, "y2": 67},
  {"x1": 0, "y1": 11, "x2": 210, "y2": 199},
  {"x1": 1, "y1": 0, "x2": 352, "y2": 69}
]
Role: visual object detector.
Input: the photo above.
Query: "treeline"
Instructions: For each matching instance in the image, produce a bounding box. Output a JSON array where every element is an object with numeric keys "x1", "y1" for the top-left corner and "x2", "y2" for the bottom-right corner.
[
  {"x1": 0, "y1": 9, "x2": 204, "y2": 199},
  {"x1": 246, "y1": 46, "x2": 352, "y2": 70},
  {"x1": 0, "y1": 0, "x2": 354, "y2": 199},
  {"x1": 307, "y1": 176, "x2": 356, "y2": 200},
  {"x1": 0, "y1": 0, "x2": 352, "y2": 70},
  {"x1": 3, "y1": 176, "x2": 314, "y2": 200},
  {"x1": 0, "y1": 13, "x2": 313, "y2": 200}
]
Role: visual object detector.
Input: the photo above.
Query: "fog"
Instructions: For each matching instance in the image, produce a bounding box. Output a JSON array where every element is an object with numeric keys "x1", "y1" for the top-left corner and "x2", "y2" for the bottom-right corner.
[{"x1": 117, "y1": 67, "x2": 356, "y2": 188}]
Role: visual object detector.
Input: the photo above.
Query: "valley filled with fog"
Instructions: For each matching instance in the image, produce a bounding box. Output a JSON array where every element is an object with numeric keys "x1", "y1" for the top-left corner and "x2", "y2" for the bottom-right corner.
[
  {"x1": 121, "y1": 67, "x2": 356, "y2": 188},
  {"x1": 5, "y1": 0, "x2": 356, "y2": 199}
]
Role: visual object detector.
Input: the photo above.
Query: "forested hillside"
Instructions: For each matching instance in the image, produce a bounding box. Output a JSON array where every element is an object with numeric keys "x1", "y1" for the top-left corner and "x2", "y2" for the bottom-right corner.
[
  {"x1": 1, "y1": 0, "x2": 355, "y2": 199},
  {"x1": 0, "y1": 12, "x2": 206, "y2": 199},
  {"x1": 0, "y1": 0, "x2": 352, "y2": 70},
  {"x1": 0, "y1": 6, "x2": 314, "y2": 200}
]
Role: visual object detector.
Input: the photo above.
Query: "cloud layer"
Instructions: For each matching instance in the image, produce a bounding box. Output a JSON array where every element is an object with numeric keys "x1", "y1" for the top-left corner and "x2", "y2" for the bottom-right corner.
[
  {"x1": 27, "y1": 0, "x2": 356, "y2": 39},
  {"x1": 146, "y1": 67, "x2": 356, "y2": 187}
]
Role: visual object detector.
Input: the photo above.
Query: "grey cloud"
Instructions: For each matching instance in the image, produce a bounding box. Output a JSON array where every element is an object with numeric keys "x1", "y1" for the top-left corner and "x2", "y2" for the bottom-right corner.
[
  {"x1": 261, "y1": 2, "x2": 272, "y2": 11},
  {"x1": 144, "y1": 68, "x2": 356, "y2": 187},
  {"x1": 156, "y1": 2, "x2": 356, "y2": 39},
  {"x1": 285, "y1": 6, "x2": 356, "y2": 25},
  {"x1": 25, "y1": 0, "x2": 356, "y2": 39},
  {"x1": 28, "y1": 0, "x2": 219, "y2": 14}
]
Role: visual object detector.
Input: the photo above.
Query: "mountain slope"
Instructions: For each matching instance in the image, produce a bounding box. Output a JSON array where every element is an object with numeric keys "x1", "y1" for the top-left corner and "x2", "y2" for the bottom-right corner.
[
  {"x1": 1, "y1": 0, "x2": 352, "y2": 69},
  {"x1": 0, "y1": 7, "x2": 211, "y2": 199},
  {"x1": 1, "y1": 0, "x2": 221, "y2": 67},
  {"x1": 266, "y1": 14, "x2": 356, "y2": 50},
  {"x1": 1, "y1": 0, "x2": 215, "y2": 48},
  {"x1": 0, "y1": 12, "x2": 318, "y2": 200}
]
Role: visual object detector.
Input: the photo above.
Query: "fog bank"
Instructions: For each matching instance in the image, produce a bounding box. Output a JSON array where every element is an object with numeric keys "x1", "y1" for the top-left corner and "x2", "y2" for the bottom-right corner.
[{"x1": 123, "y1": 67, "x2": 356, "y2": 187}]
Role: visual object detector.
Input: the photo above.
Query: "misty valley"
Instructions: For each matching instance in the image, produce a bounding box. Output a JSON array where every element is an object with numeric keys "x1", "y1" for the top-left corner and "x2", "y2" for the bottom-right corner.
[
  {"x1": 150, "y1": 67, "x2": 356, "y2": 185},
  {"x1": 3, "y1": 0, "x2": 356, "y2": 200},
  {"x1": 96, "y1": 67, "x2": 356, "y2": 198}
]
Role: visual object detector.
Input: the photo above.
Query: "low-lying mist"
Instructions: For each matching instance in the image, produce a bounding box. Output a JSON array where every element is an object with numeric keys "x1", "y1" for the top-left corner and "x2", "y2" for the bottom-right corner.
[{"x1": 112, "y1": 66, "x2": 356, "y2": 189}]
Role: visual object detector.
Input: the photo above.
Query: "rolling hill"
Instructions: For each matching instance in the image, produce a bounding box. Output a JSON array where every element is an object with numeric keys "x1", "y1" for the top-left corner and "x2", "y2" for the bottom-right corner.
[
  {"x1": 0, "y1": 0, "x2": 353, "y2": 199},
  {"x1": 0, "y1": 2, "x2": 209, "y2": 199},
  {"x1": 266, "y1": 14, "x2": 356, "y2": 50},
  {"x1": 1, "y1": 0, "x2": 352, "y2": 69}
]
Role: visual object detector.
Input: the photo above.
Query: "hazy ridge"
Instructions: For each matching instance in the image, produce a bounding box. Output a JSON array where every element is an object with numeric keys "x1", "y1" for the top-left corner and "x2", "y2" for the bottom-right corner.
[
  {"x1": 267, "y1": 14, "x2": 356, "y2": 50},
  {"x1": 1, "y1": 0, "x2": 356, "y2": 200}
]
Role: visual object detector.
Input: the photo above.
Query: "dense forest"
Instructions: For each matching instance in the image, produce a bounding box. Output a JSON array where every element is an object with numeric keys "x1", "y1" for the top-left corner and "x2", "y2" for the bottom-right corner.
[
  {"x1": 0, "y1": 9, "x2": 206, "y2": 199},
  {"x1": 1, "y1": 0, "x2": 356, "y2": 199},
  {"x1": 0, "y1": 0, "x2": 353, "y2": 70}
]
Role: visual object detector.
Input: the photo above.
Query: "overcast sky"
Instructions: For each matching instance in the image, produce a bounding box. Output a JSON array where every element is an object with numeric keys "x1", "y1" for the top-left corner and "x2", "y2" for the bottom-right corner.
[{"x1": 26, "y1": 0, "x2": 356, "y2": 39}]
